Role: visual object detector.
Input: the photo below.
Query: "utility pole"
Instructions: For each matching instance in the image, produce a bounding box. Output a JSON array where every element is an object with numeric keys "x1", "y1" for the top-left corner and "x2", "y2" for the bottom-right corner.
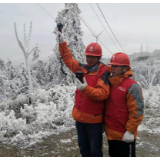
[
  {"x1": 86, "y1": 27, "x2": 107, "y2": 43},
  {"x1": 147, "y1": 42, "x2": 148, "y2": 52},
  {"x1": 140, "y1": 45, "x2": 143, "y2": 53}
]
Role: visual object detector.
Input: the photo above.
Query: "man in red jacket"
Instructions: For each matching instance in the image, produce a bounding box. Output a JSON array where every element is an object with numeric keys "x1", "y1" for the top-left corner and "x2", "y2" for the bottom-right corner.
[
  {"x1": 104, "y1": 52, "x2": 144, "y2": 157},
  {"x1": 57, "y1": 32, "x2": 110, "y2": 157},
  {"x1": 76, "y1": 51, "x2": 144, "y2": 157}
]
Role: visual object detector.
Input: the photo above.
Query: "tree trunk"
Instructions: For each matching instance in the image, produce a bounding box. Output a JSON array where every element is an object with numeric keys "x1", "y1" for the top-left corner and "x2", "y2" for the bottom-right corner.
[{"x1": 25, "y1": 57, "x2": 32, "y2": 101}]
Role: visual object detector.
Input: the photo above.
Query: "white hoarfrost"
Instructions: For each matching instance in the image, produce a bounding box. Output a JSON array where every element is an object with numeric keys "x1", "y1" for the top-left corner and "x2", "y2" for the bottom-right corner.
[
  {"x1": 0, "y1": 4, "x2": 159, "y2": 151},
  {"x1": 0, "y1": 85, "x2": 76, "y2": 148},
  {"x1": 0, "y1": 82, "x2": 159, "y2": 148},
  {"x1": 53, "y1": 3, "x2": 86, "y2": 85},
  {"x1": 14, "y1": 22, "x2": 40, "y2": 100}
]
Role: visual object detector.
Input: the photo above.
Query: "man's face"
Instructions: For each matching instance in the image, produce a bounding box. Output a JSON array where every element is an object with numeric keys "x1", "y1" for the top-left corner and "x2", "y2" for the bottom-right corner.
[
  {"x1": 86, "y1": 55, "x2": 100, "y2": 68},
  {"x1": 111, "y1": 65, "x2": 123, "y2": 77}
]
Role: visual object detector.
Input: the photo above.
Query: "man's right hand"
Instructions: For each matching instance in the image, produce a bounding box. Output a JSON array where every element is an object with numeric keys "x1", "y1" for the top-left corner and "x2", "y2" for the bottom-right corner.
[{"x1": 57, "y1": 31, "x2": 65, "y2": 43}]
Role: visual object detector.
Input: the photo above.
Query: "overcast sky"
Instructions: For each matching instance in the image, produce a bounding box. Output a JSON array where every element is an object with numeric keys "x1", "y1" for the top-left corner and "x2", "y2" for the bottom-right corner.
[{"x1": 0, "y1": 2, "x2": 160, "y2": 66}]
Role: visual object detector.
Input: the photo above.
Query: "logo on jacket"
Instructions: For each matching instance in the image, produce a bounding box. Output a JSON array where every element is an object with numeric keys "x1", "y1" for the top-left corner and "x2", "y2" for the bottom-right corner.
[
  {"x1": 89, "y1": 46, "x2": 93, "y2": 52},
  {"x1": 118, "y1": 87, "x2": 126, "y2": 92}
]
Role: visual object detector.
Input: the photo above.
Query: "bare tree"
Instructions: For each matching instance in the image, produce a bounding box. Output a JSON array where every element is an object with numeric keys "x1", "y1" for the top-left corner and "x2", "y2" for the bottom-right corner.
[{"x1": 14, "y1": 22, "x2": 40, "y2": 104}]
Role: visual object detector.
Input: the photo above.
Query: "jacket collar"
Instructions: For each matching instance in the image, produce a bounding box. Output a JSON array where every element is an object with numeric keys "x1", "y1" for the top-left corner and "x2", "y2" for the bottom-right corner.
[
  {"x1": 109, "y1": 69, "x2": 133, "y2": 87},
  {"x1": 84, "y1": 61, "x2": 102, "y2": 74}
]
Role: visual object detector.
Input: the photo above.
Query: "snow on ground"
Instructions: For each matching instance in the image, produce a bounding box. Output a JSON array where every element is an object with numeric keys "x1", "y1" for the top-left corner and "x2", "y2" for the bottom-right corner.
[
  {"x1": 60, "y1": 139, "x2": 72, "y2": 143},
  {"x1": 0, "y1": 84, "x2": 160, "y2": 149},
  {"x1": 138, "y1": 85, "x2": 160, "y2": 136}
]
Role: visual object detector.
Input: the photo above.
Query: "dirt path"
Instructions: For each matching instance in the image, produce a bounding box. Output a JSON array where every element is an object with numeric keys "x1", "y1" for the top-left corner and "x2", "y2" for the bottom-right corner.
[{"x1": 0, "y1": 127, "x2": 160, "y2": 157}]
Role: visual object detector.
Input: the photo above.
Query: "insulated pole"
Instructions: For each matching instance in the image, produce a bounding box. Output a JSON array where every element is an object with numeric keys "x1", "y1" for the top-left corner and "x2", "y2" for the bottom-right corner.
[{"x1": 86, "y1": 27, "x2": 107, "y2": 43}]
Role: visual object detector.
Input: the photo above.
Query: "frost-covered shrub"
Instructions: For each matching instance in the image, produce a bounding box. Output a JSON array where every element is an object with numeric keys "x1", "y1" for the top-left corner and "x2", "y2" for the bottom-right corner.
[
  {"x1": 143, "y1": 85, "x2": 160, "y2": 109},
  {"x1": 20, "y1": 104, "x2": 37, "y2": 124},
  {"x1": 0, "y1": 85, "x2": 76, "y2": 147},
  {"x1": 132, "y1": 63, "x2": 160, "y2": 89}
]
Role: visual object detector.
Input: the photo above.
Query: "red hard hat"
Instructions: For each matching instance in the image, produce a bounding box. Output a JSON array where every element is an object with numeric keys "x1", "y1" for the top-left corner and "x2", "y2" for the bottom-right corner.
[
  {"x1": 108, "y1": 52, "x2": 130, "y2": 66},
  {"x1": 84, "y1": 43, "x2": 102, "y2": 56}
]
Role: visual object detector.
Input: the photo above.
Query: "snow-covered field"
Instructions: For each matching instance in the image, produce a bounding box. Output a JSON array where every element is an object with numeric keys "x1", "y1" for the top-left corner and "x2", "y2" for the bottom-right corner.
[{"x1": 0, "y1": 84, "x2": 160, "y2": 149}]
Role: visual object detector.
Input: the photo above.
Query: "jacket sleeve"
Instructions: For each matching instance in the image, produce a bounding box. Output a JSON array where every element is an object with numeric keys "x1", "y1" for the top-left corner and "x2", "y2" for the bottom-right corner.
[
  {"x1": 126, "y1": 83, "x2": 144, "y2": 134},
  {"x1": 81, "y1": 70, "x2": 110, "y2": 101},
  {"x1": 59, "y1": 42, "x2": 81, "y2": 74}
]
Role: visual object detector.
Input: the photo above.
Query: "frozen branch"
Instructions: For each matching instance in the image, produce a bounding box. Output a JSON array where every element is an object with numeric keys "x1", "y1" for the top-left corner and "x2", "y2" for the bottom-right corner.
[
  {"x1": 27, "y1": 22, "x2": 32, "y2": 49},
  {"x1": 14, "y1": 23, "x2": 26, "y2": 56},
  {"x1": 24, "y1": 24, "x2": 27, "y2": 49}
]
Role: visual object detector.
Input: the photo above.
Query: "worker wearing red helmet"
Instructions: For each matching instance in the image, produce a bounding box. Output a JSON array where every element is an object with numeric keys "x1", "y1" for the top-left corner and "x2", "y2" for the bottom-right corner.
[
  {"x1": 75, "y1": 51, "x2": 144, "y2": 157},
  {"x1": 57, "y1": 32, "x2": 111, "y2": 157},
  {"x1": 104, "y1": 52, "x2": 144, "y2": 157}
]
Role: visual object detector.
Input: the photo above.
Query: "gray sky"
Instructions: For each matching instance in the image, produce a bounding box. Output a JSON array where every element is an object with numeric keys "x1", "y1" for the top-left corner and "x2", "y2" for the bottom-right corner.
[{"x1": 0, "y1": 3, "x2": 160, "y2": 66}]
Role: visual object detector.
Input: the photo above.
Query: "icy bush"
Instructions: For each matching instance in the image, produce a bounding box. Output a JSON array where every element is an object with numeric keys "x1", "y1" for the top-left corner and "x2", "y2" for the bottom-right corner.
[
  {"x1": 143, "y1": 85, "x2": 160, "y2": 109},
  {"x1": 0, "y1": 85, "x2": 76, "y2": 148}
]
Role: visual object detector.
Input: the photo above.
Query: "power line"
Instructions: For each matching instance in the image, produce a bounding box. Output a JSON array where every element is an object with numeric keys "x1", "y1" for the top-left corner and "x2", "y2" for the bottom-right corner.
[
  {"x1": 79, "y1": 16, "x2": 113, "y2": 54},
  {"x1": 37, "y1": 3, "x2": 55, "y2": 20},
  {"x1": 69, "y1": 6, "x2": 113, "y2": 54},
  {"x1": 96, "y1": 3, "x2": 126, "y2": 53},
  {"x1": 37, "y1": 3, "x2": 113, "y2": 54},
  {"x1": 98, "y1": 39, "x2": 113, "y2": 54},
  {"x1": 89, "y1": 3, "x2": 120, "y2": 51},
  {"x1": 80, "y1": 14, "x2": 97, "y2": 36},
  {"x1": 37, "y1": 3, "x2": 95, "y2": 37},
  {"x1": 79, "y1": 15, "x2": 96, "y2": 36}
]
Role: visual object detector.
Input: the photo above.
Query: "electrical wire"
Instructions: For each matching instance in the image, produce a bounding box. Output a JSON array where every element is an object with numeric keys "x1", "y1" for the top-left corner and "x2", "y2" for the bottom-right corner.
[
  {"x1": 37, "y1": 3, "x2": 55, "y2": 20},
  {"x1": 89, "y1": 3, "x2": 120, "y2": 51},
  {"x1": 80, "y1": 14, "x2": 97, "y2": 36},
  {"x1": 79, "y1": 15, "x2": 96, "y2": 36},
  {"x1": 37, "y1": 3, "x2": 113, "y2": 54},
  {"x1": 96, "y1": 3, "x2": 126, "y2": 53},
  {"x1": 37, "y1": 3, "x2": 68, "y2": 76},
  {"x1": 79, "y1": 15, "x2": 113, "y2": 54}
]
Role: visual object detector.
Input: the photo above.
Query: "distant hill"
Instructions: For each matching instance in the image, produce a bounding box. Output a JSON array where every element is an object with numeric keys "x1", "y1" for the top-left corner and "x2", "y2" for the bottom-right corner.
[
  {"x1": 101, "y1": 49, "x2": 160, "y2": 67},
  {"x1": 129, "y1": 52, "x2": 152, "y2": 61}
]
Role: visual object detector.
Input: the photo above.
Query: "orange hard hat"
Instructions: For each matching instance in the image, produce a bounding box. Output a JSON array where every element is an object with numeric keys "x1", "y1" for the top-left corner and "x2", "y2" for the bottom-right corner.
[
  {"x1": 108, "y1": 52, "x2": 130, "y2": 66},
  {"x1": 84, "y1": 43, "x2": 102, "y2": 56}
]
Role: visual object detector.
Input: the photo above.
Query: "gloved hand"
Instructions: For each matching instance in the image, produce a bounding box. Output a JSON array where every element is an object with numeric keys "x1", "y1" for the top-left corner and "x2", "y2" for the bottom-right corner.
[
  {"x1": 76, "y1": 77, "x2": 87, "y2": 91},
  {"x1": 122, "y1": 131, "x2": 134, "y2": 143},
  {"x1": 57, "y1": 31, "x2": 65, "y2": 43}
]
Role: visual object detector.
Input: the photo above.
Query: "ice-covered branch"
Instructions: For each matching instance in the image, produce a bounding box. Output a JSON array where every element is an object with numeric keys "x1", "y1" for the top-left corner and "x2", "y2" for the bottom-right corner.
[
  {"x1": 27, "y1": 22, "x2": 32, "y2": 50},
  {"x1": 0, "y1": 58, "x2": 5, "y2": 71},
  {"x1": 14, "y1": 23, "x2": 26, "y2": 56},
  {"x1": 24, "y1": 24, "x2": 27, "y2": 50}
]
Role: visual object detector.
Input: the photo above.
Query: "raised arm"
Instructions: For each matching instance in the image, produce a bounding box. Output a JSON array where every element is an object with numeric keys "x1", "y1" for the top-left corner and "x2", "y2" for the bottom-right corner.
[{"x1": 58, "y1": 32, "x2": 82, "y2": 74}]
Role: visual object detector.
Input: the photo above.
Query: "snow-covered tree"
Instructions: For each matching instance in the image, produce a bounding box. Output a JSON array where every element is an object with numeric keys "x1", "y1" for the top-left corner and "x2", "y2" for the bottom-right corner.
[
  {"x1": 14, "y1": 22, "x2": 40, "y2": 103},
  {"x1": 0, "y1": 58, "x2": 5, "y2": 71},
  {"x1": 0, "y1": 59, "x2": 17, "y2": 99},
  {"x1": 132, "y1": 57, "x2": 160, "y2": 89},
  {"x1": 0, "y1": 60, "x2": 31, "y2": 100},
  {"x1": 31, "y1": 54, "x2": 62, "y2": 89},
  {"x1": 53, "y1": 3, "x2": 86, "y2": 85}
]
